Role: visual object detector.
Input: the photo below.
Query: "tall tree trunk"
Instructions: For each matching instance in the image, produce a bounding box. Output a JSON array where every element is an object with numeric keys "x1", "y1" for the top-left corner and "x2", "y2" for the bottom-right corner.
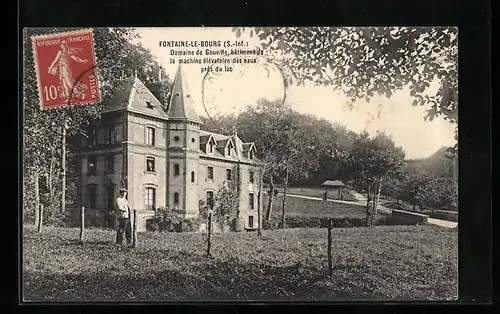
[
  {"x1": 371, "y1": 180, "x2": 383, "y2": 226},
  {"x1": 235, "y1": 163, "x2": 241, "y2": 218},
  {"x1": 257, "y1": 171, "x2": 263, "y2": 236},
  {"x1": 281, "y1": 168, "x2": 289, "y2": 229},
  {"x1": 61, "y1": 125, "x2": 66, "y2": 213},
  {"x1": 265, "y1": 174, "x2": 275, "y2": 227},
  {"x1": 48, "y1": 150, "x2": 56, "y2": 209},
  {"x1": 34, "y1": 169, "x2": 40, "y2": 227},
  {"x1": 366, "y1": 184, "x2": 371, "y2": 207}
]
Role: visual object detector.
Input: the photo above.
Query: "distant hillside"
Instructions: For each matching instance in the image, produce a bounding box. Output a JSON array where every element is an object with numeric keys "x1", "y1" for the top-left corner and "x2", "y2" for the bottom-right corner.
[{"x1": 407, "y1": 147, "x2": 456, "y2": 178}]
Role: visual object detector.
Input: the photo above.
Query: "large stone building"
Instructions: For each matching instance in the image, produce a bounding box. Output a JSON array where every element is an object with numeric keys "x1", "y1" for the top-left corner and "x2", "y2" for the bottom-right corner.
[{"x1": 77, "y1": 65, "x2": 263, "y2": 231}]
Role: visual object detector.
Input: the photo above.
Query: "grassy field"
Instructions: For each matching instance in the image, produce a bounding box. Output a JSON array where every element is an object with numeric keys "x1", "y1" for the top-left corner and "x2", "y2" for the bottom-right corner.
[
  {"x1": 264, "y1": 195, "x2": 367, "y2": 218},
  {"x1": 23, "y1": 224, "x2": 458, "y2": 301},
  {"x1": 266, "y1": 186, "x2": 353, "y2": 200}
]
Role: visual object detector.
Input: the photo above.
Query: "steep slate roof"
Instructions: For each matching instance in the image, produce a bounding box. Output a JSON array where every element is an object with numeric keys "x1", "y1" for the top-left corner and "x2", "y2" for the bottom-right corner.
[
  {"x1": 103, "y1": 76, "x2": 168, "y2": 120},
  {"x1": 167, "y1": 64, "x2": 201, "y2": 123},
  {"x1": 216, "y1": 138, "x2": 232, "y2": 149},
  {"x1": 199, "y1": 130, "x2": 258, "y2": 163}
]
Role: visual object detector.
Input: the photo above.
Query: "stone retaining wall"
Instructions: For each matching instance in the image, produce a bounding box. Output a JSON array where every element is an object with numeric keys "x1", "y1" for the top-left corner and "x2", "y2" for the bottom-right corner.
[
  {"x1": 431, "y1": 210, "x2": 458, "y2": 222},
  {"x1": 391, "y1": 209, "x2": 429, "y2": 224}
]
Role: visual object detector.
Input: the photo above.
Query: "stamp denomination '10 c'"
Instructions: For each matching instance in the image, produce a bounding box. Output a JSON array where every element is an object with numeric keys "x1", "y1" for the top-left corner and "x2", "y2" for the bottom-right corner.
[{"x1": 31, "y1": 29, "x2": 101, "y2": 110}]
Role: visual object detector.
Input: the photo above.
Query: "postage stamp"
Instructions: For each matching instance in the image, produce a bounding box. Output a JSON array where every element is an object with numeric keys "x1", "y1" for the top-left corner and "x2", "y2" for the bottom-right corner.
[{"x1": 31, "y1": 28, "x2": 101, "y2": 110}]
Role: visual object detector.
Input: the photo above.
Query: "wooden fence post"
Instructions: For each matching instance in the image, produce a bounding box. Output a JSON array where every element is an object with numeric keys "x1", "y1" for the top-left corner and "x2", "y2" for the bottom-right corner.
[
  {"x1": 37, "y1": 204, "x2": 44, "y2": 233},
  {"x1": 131, "y1": 210, "x2": 138, "y2": 248},
  {"x1": 327, "y1": 218, "x2": 333, "y2": 279},
  {"x1": 207, "y1": 212, "x2": 212, "y2": 258},
  {"x1": 78, "y1": 206, "x2": 85, "y2": 244}
]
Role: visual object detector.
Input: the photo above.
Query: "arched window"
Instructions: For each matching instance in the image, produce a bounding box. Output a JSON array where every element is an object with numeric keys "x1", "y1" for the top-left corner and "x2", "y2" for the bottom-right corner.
[{"x1": 191, "y1": 171, "x2": 195, "y2": 183}]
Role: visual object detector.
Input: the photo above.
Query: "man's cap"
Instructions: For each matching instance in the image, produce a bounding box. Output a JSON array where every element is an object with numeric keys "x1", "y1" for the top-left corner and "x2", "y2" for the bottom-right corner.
[{"x1": 119, "y1": 188, "x2": 128, "y2": 193}]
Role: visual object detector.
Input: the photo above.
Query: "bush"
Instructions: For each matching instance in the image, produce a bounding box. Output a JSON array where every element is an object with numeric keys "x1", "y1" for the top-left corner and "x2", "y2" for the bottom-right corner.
[
  {"x1": 147, "y1": 207, "x2": 183, "y2": 232},
  {"x1": 376, "y1": 215, "x2": 423, "y2": 226},
  {"x1": 268, "y1": 215, "x2": 372, "y2": 229},
  {"x1": 146, "y1": 207, "x2": 204, "y2": 233},
  {"x1": 266, "y1": 214, "x2": 424, "y2": 229},
  {"x1": 180, "y1": 217, "x2": 203, "y2": 232}
]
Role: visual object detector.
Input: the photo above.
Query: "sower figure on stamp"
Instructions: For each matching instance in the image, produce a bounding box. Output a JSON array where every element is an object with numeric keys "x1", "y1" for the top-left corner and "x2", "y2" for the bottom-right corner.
[
  {"x1": 115, "y1": 188, "x2": 132, "y2": 246},
  {"x1": 47, "y1": 40, "x2": 88, "y2": 101}
]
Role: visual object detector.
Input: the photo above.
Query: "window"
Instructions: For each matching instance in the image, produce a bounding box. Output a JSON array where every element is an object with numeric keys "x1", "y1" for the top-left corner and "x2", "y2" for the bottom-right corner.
[
  {"x1": 249, "y1": 193, "x2": 255, "y2": 210},
  {"x1": 90, "y1": 129, "x2": 98, "y2": 146},
  {"x1": 106, "y1": 186, "x2": 115, "y2": 211},
  {"x1": 173, "y1": 192, "x2": 179, "y2": 206},
  {"x1": 191, "y1": 138, "x2": 195, "y2": 143},
  {"x1": 249, "y1": 150, "x2": 255, "y2": 159},
  {"x1": 105, "y1": 154, "x2": 114, "y2": 173},
  {"x1": 105, "y1": 126, "x2": 115, "y2": 144},
  {"x1": 226, "y1": 169, "x2": 232, "y2": 181},
  {"x1": 208, "y1": 141, "x2": 215, "y2": 153},
  {"x1": 174, "y1": 164, "x2": 180, "y2": 176},
  {"x1": 206, "y1": 191, "x2": 214, "y2": 209},
  {"x1": 146, "y1": 157, "x2": 155, "y2": 172},
  {"x1": 248, "y1": 216, "x2": 254, "y2": 228},
  {"x1": 88, "y1": 156, "x2": 97, "y2": 175},
  {"x1": 88, "y1": 185, "x2": 97, "y2": 208},
  {"x1": 227, "y1": 144, "x2": 233, "y2": 156},
  {"x1": 173, "y1": 136, "x2": 180, "y2": 142},
  {"x1": 145, "y1": 187, "x2": 156, "y2": 211},
  {"x1": 249, "y1": 171, "x2": 254, "y2": 183},
  {"x1": 191, "y1": 171, "x2": 195, "y2": 183},
  {"x1": 207, "y1": 166, "x2": 214, "y2": 180},
  {"x1": 147, "y1": 127, "x2": 155, "y2": 146}
]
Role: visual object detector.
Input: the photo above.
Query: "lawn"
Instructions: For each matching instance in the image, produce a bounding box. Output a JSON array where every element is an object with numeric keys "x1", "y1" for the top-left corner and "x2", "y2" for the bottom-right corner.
[
  {"x1": 267, "y1": 186, "x2": 354, "y2": 201},
  {"x1": 264, "y1": 195, "x2": 367, "y2": 218},
  {"x1": 22, "y1": 224, "x2": 458, "y2": 301}
]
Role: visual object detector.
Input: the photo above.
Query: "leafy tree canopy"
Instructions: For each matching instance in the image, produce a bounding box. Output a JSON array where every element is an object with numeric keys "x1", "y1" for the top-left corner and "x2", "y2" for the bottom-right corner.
[{"x1": 234, "y1": 27, "x2": 458, "y2": 154}]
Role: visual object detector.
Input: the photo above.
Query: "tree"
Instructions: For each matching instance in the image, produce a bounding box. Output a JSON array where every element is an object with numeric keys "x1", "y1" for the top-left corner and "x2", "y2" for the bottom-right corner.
[
  {"x1": 233, "y1": 27, "x2": 458, "y2": 156},
  {"x1": 400, "y1": 169, "x2": 430, "y2": 212},
  {"x1": 346, "y1": 132, "x2": 406, "y2": 225},
  {"x1": 418, "y1": 174, "x2": 458, "y2": 213},
  {"x1": 122, "y1": 42, "x2": 173, "y2": 105},
  {"x1": 213, "y1": 179, "x2": 239, "y2": 230},
  {"x1": 235, "y1": 99, "x2": 294, "y2": 228}
]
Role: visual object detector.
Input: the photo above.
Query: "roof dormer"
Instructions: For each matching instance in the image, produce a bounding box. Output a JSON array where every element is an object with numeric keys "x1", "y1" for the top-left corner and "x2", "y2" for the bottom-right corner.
[
  {"x1": 226, "y1": 139, "x2": 235, "y2": 157},
  {"x1": 200, "y1": 134, "x2": 217, "y2": 154},
  {"x1": 242, "y1": 142, "x2": 257, "y2": 160},
  {"x1": 215, "y1": 138, "x2": 235, "y2": 157}
]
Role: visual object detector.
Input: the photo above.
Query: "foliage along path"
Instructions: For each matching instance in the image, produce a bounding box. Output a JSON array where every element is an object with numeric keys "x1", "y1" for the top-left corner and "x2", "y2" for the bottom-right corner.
[{"x1": 281, "y1": 192, "x2": 458, "y2": 229}]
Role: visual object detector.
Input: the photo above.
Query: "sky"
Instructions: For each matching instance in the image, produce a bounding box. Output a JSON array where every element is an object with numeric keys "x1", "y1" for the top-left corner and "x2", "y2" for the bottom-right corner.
[{"x1": 134, "y1": 27, "x2": 456, "y2": 160}]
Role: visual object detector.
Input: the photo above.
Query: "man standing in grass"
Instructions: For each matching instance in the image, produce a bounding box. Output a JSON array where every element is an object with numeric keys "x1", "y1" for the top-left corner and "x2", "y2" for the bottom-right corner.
[{"x1": 115, "y1": 188, "x2": 132, "y2": 247}]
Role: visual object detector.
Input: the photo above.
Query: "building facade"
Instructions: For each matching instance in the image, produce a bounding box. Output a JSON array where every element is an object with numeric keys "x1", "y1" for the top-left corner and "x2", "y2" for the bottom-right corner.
[{"x1": 77, "y1": 65, "x2": 263, "y2": 231}]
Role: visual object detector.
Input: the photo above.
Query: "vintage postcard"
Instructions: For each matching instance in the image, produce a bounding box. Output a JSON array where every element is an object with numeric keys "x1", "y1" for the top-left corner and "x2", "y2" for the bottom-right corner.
[{"x1": 22, "y1": 27, "x2": 458, "y2": 301}]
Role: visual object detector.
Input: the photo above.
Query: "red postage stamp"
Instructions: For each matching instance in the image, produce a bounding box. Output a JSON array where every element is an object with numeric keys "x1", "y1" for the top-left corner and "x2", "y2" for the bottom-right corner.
[{"x1": 31, "y1": 29, "x2": 101, "y2": 110}]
